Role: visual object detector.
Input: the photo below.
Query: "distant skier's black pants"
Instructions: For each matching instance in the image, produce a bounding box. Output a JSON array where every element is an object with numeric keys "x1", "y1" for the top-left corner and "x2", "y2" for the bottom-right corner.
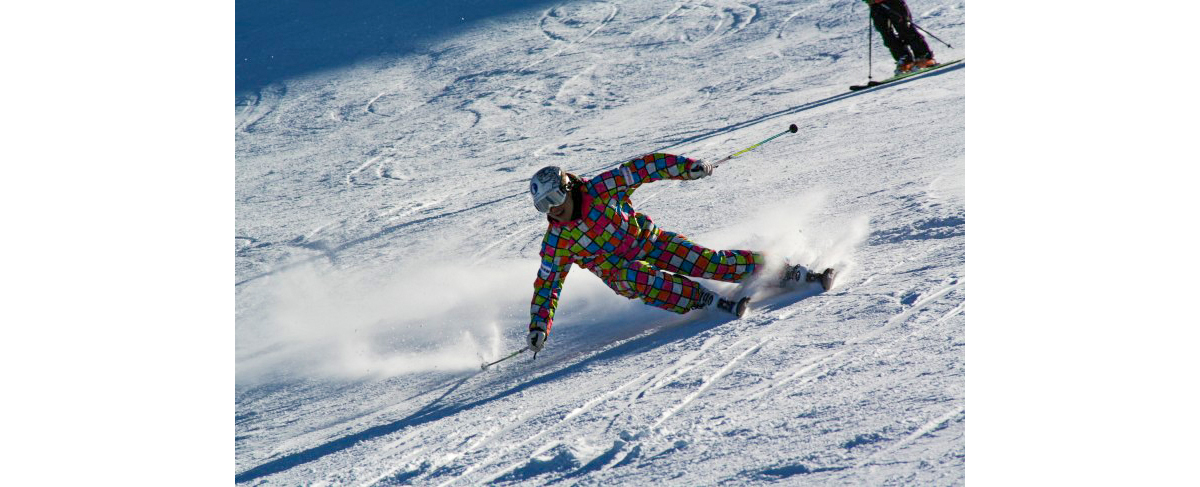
[{"x1": 870, "y1": 0, "x2": 932, "y2": 63}]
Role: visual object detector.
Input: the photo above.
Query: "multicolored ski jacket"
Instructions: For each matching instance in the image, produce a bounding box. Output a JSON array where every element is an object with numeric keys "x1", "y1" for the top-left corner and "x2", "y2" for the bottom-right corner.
[{"x1": 529, "y1": 153, "x2": 699, "y2": 334}]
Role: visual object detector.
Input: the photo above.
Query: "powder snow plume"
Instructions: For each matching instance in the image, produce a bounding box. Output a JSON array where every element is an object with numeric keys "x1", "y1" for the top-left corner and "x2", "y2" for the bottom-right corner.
[
  {"x1": 698, "y1": 190, "x2": 869, "y2": 292},
  {"x1": 235, "y1": 257, "x2": 537, "y2": 386}
]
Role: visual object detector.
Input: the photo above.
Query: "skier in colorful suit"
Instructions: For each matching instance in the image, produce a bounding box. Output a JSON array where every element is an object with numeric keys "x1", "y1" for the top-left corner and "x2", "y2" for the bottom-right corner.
[{"x1": 524, "y1": 153, "x2": 833, "y2": 353}]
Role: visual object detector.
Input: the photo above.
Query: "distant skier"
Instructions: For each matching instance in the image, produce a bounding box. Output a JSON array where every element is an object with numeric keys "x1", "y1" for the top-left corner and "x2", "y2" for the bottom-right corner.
[
  {"x1": 865, "y1": 0, "x2": 936, "y2": 74},
  {"x1": 524, "y1": 154, "x2": 834, "y2": 353}
]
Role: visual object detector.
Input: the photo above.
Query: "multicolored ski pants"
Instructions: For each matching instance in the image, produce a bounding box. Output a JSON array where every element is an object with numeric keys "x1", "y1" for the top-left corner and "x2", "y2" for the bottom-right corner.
[{"x1": 598, "y1": 230, "x2": 764, "y2": 313}]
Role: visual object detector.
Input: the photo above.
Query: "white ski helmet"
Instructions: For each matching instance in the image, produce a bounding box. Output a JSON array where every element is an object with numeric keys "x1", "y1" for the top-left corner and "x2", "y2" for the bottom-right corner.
[{"x1": 530, "y1": 166, "x2": 569, "y2": 213}]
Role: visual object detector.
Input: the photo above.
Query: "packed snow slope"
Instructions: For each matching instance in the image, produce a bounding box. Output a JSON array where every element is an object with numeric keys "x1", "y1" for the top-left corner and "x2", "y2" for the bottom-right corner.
[{"x1": 236, "y1": 0, "x2": 965, "y2": 484}]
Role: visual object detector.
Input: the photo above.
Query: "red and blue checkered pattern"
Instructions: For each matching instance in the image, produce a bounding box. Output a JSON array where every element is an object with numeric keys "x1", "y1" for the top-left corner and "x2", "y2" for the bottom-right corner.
[
  {"x1": 529, "y1": 153, "x2": 764, "y2": 332},
  {"x1": 602, "y1": 230, "x2": 761, "y2": 313}
]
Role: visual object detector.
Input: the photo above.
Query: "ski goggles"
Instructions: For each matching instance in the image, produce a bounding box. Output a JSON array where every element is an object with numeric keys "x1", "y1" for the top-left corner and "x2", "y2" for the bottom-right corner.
[{"x1": 532, "y1": 183, "x2": 568, "y2": 213}]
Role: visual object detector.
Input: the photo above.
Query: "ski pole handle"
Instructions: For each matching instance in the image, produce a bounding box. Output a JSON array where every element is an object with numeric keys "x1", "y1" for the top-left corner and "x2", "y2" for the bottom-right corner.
[
  {"x1": 713, "y1": 124, "x2": 799, "y2": 167},
  {"x1": 480, "y1": 347, "x2": 528, "y2": 371}
]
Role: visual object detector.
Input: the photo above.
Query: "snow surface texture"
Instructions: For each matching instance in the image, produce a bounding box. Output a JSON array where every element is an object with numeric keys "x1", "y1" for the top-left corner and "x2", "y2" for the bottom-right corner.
[{"x1": 236, "y1": 0, "x2": 965, "y2": 484}]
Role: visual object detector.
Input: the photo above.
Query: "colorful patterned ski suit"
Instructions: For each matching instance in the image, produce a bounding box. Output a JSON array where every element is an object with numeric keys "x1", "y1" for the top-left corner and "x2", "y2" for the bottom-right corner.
[{"x1": 529, "y1": 153, "x2": 765, "y2": 334}]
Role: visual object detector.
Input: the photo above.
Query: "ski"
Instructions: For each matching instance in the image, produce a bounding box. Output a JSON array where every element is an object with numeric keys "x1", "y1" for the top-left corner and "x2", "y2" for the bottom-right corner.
[
  {"x1": 849, "y1": 58, "x2": 964, "y2": 91},
  {"x1": 781, "y1": 263, "x2": 837, "y2": 292},
  {"x1": 811, "y1": 268, "x2": 836, "y2": 292},
  {"x1": 713, "y1": 295, "x2": 751, "y2": 318}
]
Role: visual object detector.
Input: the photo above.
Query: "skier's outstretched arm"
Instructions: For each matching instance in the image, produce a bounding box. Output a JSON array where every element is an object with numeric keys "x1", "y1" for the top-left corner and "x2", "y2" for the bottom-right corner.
[
  {"x1": 593, "y1": 153, "x2": 713, "y2": 198},
  {"x1": 529, "y1": 250, "x2": 572, "y2": 342}
]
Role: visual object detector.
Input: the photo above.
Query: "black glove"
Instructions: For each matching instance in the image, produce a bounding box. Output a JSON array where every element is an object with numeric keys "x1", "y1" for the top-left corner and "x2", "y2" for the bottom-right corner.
[
  {"x1": 685, "y1": 159, "x2": 714, "y2": 180},
  {"x1": 528, "y1": 328, "x2": 547, "y2": 352}
]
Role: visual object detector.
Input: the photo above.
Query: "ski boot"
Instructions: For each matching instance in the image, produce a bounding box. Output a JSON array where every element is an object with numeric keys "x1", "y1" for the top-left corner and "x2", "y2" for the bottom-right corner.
[
  {"x1": 694, "y1": 289, "x2": 750, "y2": 318},
  {"x1": 715, "y1": 296, "x2": 751, "y2": 318},
  {"x1": 912, "y1": 56, "x2": 938, "y2": 70},
  {"x1": 811, "y1": 267, "x2": 836, "y2": 291},
  {"x1": 781, "y1": 263, "x2": 837, "y2": 291},
  {"x1": 894, "y1": 58, "x2": 915, "y2": 75}
]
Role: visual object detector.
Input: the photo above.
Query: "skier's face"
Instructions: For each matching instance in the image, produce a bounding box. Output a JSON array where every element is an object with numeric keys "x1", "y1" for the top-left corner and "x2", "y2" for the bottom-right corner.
[{"x1": 547, "y1": 194, "x2": 573, "y2": 222}]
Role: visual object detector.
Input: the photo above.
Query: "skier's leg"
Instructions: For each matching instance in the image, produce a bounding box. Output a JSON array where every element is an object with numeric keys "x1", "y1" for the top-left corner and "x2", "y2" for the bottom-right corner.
[
  {"x1": 602, "y1": 260, "x2": 713, "y2": 314},
  {"x1": 643, "y1": 231, "x2": 765, "y2": 284},
  {"x1": 871, "y1": 3, "x2": 912, "y2": 63},
  {"x1": 884, "y1": 0, "x2": 932, "y2": 61}
]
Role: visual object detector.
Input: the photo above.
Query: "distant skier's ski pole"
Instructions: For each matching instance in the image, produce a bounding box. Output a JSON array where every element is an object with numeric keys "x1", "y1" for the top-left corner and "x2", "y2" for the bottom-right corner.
[
  {"x1": 877, "y1": 3, "x2": 953, "y2": 48},
  {"x1": 713, "y1": 124, "x2": 799, "y2": 167},
  {"x1": 866, "y1": 12, "x2": 874, "y2": 82},
  {"x1": 480, "y1": 347, "x2": 528, "y2": 371}
]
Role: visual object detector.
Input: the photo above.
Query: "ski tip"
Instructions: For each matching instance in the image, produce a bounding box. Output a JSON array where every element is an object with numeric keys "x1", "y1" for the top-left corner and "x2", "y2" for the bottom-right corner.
[
  {"x1": 788, "y1": 123, "x2": 798, "y2": 133},
  {"x1": 849, "y1": 80, "x2": 884, "y2": 91}
]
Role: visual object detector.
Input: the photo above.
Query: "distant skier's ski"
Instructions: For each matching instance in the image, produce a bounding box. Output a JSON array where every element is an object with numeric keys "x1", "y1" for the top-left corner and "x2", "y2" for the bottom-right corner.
[{"x1": 849, "y1": 59, "x2": 964, "y2": 91}]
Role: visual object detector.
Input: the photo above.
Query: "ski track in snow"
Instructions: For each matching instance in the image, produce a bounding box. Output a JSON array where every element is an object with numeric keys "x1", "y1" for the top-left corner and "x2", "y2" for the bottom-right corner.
[
  {"x1": 853, "y1": 404, "x2": 965, "y2": 469},
  {"x1": 522, "y1": 2, "x2": 619, "y2": 76},
  {"x1": 465, "y1": 369, "x2": 659, "y2": 485},
  {"x1": 747, "y1": 277, "x2": 963, "y2": 404},
  {"x1": 236, "y1": 0, "x2": 966, "y2": 484},
  {"x1": 651, "y1": 335, "x2": 766, "y2": 428},
  {"x1": 236, "y1": 84, "x2": 286, "y2": 133},
  {"x1": 474, "y1": 331, "x2": 767, "y2": 484}
]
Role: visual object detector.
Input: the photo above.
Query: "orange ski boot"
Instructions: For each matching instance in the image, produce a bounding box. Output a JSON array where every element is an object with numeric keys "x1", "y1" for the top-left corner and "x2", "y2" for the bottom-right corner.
[{"x1": 913, "y1": 57, "x2": 938, "y2": 70}]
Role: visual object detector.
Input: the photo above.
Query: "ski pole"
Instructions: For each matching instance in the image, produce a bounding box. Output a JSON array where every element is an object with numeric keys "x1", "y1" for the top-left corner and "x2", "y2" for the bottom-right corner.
[
  {"x1": 867, "y1": 11, "x2": 874, "y2": 81},
  {"x1": 878, "y1": 3, "x2": 953, "y2": 49},
  {"x1": 712, "y1": 124, "x2": 799, "y2": 167},
  {"x1": 480, "y1": 347, "x2": 528, "y2": 371}
]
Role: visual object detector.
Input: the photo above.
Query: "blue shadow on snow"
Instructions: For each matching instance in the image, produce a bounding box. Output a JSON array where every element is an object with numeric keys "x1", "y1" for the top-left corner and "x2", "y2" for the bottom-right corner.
[{"x1": 236, "y1": 0, "x2": 560, "y2": 97}]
